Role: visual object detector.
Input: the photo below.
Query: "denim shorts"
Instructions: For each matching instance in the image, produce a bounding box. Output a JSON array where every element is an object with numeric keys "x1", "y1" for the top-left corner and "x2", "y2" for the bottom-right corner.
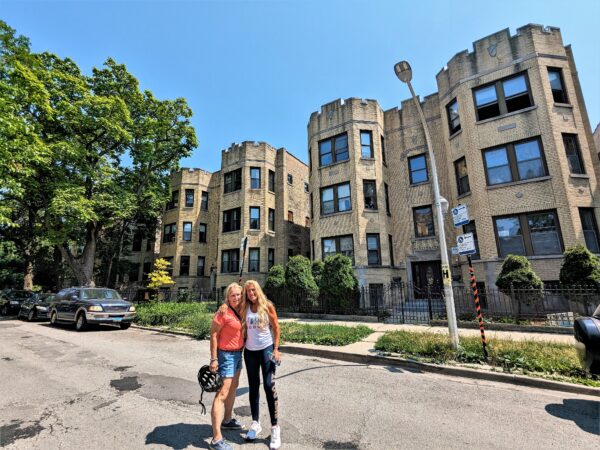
[{"x1": 218, "y1": 349, "x2": 243, "y2": 378}]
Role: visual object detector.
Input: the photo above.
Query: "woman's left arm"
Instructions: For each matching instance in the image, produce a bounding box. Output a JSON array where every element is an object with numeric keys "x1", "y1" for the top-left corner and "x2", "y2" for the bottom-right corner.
[{"x1": 267, "y1": 303, "x2": 281, "y2": 362}]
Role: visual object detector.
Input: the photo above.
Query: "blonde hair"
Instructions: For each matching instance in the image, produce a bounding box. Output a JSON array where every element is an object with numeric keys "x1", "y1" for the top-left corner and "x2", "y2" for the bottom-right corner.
[
  {"x1": 242, "y1": 280, "x2": 271, "y2": 328},
  {"x1": 224, "y1": 282, "x2": 243, "y2": 308}
]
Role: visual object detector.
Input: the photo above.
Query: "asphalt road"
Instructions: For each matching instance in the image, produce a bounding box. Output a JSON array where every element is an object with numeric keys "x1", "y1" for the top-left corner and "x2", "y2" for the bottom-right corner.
[{"x1": 0, "y1": 317, "x2": 598, "y2": 449}]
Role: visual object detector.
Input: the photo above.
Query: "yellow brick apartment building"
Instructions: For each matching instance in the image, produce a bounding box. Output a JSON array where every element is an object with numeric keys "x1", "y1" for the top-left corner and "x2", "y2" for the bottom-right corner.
[{"x1": 127, "y1": 24, "x2": 598, "y2": 296}]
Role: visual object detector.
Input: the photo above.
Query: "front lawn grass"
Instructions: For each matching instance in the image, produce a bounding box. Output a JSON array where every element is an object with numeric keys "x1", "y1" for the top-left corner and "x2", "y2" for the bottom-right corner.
[
  {"x1": 375, "y1": 330, "x2": 599, "y2": 387},
  {"x1": 135, "y1": 303, "x2": 373, "y2": 345},
  {"x1": 280, "y1": 322, "x2": 373, "y2": 346}
]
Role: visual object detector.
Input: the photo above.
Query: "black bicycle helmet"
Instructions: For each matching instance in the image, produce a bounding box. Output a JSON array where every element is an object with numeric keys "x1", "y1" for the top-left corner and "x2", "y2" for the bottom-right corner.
[{"x1": 197, "y1": 365, "x2": 223, "y2": 414}]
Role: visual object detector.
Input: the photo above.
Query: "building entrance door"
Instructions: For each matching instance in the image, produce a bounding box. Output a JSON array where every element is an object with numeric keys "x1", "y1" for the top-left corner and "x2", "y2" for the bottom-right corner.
[{"x1": 411, "y1": 261, "x2": 442, "y2": 299}]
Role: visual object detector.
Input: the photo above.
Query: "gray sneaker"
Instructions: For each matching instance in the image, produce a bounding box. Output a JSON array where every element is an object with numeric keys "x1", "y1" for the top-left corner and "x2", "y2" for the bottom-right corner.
[
  {"x1": 222, "y1": 418, "x2": 243, "y2": 429},
  {"x1": 210, "y1": 439, "x2": 233, "y2": 450}
]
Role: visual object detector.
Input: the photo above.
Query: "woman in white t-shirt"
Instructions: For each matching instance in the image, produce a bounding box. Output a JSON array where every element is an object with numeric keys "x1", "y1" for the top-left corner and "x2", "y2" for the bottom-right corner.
[{"x1": 242, "y1": 280, "x2": 281, "y2": 450}]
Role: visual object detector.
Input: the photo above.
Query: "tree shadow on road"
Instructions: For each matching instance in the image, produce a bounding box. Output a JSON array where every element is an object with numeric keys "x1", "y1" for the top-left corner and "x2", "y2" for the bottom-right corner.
[{"x1": 545, "y1": 399, "x2": 600, "y2": 435}]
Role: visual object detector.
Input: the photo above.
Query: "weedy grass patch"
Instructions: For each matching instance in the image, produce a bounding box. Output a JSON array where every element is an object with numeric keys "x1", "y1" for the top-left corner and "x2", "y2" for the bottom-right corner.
[{"x1": 375, "y1": 330, "x2": 598, "y2": 387}]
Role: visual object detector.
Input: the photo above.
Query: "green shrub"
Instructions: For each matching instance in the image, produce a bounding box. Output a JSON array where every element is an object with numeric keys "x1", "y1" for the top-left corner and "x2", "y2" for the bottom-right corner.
[
  {"x1": 495, "y1": 255, "x2": 543, "y2": 322},
  {"x1": 311, "y1": 260, "x2": 324, "y2": 287},
  {"x1": 264, "y1": 264, "x2": 286, "y2": 299},
  {"x1": 559, "y1": 244, "x2": 600, "y2": 287},
  {"x1": 496, "y1": 255, "x2": 543, "y2": 292},
  {"x1": 285, "y1": 256, "x2": 318, "y2": 305},
  {"x1": 280, "y1": 322, "x2": 373, "y2": 346},
  {"x1": 320, "y1": 254, "x2": 359, "y2": 312}
]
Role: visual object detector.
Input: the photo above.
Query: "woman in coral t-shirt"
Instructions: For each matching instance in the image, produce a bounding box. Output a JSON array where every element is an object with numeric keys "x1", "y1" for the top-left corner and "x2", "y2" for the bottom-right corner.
[{"x1": 208, "y1": 282, "x2": 245, "y2": 450}]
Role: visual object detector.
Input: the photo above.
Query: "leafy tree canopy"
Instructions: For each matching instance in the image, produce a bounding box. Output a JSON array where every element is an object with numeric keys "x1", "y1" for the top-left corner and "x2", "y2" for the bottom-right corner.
[{"x1": 0, "y1": 20, "x2": 197, "y2": 287}]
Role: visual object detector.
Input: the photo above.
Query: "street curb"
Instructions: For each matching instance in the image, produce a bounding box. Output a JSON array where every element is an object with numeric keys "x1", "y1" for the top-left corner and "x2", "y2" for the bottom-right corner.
[
  {"x1": 131, "y1": 324, "x2": 599, "y2": 397},
  {"x1": 132, "y1": 324, "x2": 197, "y2": 337},
  {"x1": 279, "y1": 346, "x2": 600, "y2": 398}
]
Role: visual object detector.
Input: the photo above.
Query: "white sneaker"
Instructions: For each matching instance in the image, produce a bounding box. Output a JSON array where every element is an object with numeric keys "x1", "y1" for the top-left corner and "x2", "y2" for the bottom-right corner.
[
  {"x1": 246, "y1": 421, "x2": 262, "y2": 441},
  {"x1": 270, "y1": 425, "x2": 281, "y2": 449}
]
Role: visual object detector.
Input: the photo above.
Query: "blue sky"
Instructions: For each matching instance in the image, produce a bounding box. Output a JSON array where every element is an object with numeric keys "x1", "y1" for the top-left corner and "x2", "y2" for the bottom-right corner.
[{"x1": 2, "y1": 0, "x2": 599, "y2": 172}]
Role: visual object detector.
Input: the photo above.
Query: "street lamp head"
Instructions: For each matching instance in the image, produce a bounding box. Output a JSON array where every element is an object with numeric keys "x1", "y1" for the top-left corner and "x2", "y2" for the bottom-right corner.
[
  {"x1": 439, "y1": 196, "x2": 449, "y2": 215},
  {"x1": 394, "y1": 61, "x2": 412, "y2": 83}
]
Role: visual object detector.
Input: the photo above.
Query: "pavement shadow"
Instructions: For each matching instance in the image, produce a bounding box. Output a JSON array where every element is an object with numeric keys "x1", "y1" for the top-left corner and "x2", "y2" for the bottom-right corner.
[
  {"x1": 146, "y1": 423, "x2": 210, "y2": 449},
  {"x1": 384, "y1": 365, "x2": 423, "y2": 374},
  {"x1": 545, "y1": 399, "x2": 600, "y2": 435},
  {"x1": 146, "y1": 422, "x2": 261, "y2": 449}
]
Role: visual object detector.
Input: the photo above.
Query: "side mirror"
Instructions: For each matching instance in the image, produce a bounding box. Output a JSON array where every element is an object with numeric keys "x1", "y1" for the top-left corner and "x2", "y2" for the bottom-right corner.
[{"x1": 70, "y1": 294, "x2": 79, "y2": 301}]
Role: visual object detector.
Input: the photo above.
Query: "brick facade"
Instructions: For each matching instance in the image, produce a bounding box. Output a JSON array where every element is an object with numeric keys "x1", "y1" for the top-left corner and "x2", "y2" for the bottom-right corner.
[
  {"x1": 310, "y1": 24, "x2": 599, "y2": 291},
  {"x1": 149, "y1": 142, "x2": 309, "y2": 293}
]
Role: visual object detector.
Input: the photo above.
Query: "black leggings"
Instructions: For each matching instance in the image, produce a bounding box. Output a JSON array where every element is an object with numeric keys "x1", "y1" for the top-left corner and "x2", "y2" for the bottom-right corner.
[{"x1": 244, "y1": 345, "x2": 278, "y2": 426}]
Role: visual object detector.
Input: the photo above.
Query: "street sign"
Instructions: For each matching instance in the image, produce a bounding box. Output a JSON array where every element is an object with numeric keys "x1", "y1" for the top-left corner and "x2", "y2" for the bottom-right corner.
[
  {"x1": 451, "y1": 204, "x2": 469, "y2": 227},
  {"x1": 456, "y1": 232, "x2": 476, "y2": 255},
  {"x1": 451, "y1": 246, "x2": 459, "y2": 255}
]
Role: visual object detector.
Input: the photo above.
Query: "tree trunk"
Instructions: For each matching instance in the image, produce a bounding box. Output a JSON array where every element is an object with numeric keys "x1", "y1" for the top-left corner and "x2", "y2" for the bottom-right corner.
[
  {"x1": 23, "y1": 258, "x2": 34, "y2": 291},
  {"x1": 59, "y1": 222, "x2": 98, "y2": 287},
  {"x1": 105, "y1": 221, "x2": 128, "y2": 288}
]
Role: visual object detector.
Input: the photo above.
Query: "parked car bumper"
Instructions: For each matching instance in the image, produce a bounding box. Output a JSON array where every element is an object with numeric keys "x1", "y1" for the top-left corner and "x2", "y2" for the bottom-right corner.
[
  {"x1": 2, "y1": 302, "x2": 22, "y2": 314},
  {"x1": 85, "y1": 311, "x2": 136, "y2": 324},
  {"x1": 33, "y1": 307, "x2": 50, "y2": 319}
]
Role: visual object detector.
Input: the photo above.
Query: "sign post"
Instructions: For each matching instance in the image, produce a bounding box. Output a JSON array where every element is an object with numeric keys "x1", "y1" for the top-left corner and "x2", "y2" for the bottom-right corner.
[
  {"x1": 456, "y1": 231, "x2": 488, "y2": 360},
  {"x1": 238, "y1": 236, "x2": 248, "y2": 283}
]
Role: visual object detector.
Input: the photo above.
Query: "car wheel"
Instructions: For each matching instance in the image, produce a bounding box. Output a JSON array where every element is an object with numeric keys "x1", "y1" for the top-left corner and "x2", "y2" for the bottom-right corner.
[
  {"x1": 119, "y1": 323, "x2": 131, "y2": 330},
  {"x1": 50, "y1": 310, "x2": 58, "y2": 326},
  {"x1": 1, "y1": 305, "x2": 8, "y2": 316},
  {"x1": 75, "y1": 312, "x2": 88, "y2": 331},
  {"x1": 27, "y1": 309, "x2": 36, "y2": 321}
]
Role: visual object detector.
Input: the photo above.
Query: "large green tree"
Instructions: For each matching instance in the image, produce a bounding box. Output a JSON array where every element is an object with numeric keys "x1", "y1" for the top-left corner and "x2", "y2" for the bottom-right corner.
[{"x1": 0, "y1": 21, "x2": 197, "y2": 287}]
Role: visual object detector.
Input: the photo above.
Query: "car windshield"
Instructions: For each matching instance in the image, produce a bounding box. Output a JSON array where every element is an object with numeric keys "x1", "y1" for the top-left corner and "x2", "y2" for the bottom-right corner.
[
  {"x1": 15, "y1": 291, "x2": 34, "y2": 300},
  {"x1": 81, "y1": 289, "x2": 122, "y2": 300}
]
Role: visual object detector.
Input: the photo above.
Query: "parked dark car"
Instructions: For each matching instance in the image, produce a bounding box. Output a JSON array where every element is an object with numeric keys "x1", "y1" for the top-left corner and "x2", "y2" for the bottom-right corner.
[
  {"x1": 18, "y1": 293, "x2": 56, "y2": 321},
  {"x1": 574, "y1": 304, "x2": 600, "y2": 375},
  {"x1": 0, "y1": 290, "x2": 35, "y2": 316},
  {"x1": 49, "y1": 287, "x2": 136, "y2": 331}
]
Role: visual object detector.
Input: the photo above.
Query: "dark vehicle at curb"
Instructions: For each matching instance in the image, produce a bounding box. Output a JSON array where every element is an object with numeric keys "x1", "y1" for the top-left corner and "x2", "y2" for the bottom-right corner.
[
  {"x1": 0, "y1": 290, "x2": 35, "y2": 316},
  {"x1": 574, "y1": 304, "x2": 600, "y2": 375},
  {"x1": 18, "y1": 293, "x2": 56, "y2": 321},
  {"x1": 49, "y1": 287, "x2": 136, "y2": 331}
]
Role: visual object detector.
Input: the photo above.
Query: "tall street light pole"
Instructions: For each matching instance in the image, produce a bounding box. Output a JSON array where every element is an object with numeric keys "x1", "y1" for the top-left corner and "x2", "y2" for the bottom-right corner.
[{"x1": 394, "y1": 60, "x2": 460, "y2": 350}]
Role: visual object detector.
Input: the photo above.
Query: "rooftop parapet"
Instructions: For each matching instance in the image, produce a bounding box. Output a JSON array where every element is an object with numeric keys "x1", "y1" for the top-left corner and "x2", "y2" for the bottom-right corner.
[
  {"x1": 308, "y1": 97, "x2": 383, "y2": 134},
  {"x1": 436, "y1": 24, "x2": 564, "y2": 98}
]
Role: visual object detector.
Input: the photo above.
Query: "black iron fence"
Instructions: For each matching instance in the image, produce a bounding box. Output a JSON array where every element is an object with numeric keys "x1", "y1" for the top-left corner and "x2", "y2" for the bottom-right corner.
[
  {"x1": 119, "y1": 287, "x2": 221, "y2": 304},
  {"x1": 120, "y1": 283, "x2": 599, "y2": 328},
  {"x1": 268, "y1": 283, "x2": 599, "y2": 327}
]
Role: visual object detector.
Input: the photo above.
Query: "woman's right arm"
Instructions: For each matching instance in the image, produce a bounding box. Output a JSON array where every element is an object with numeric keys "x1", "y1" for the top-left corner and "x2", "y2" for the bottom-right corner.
[{"x1": 209, "y1": 319, "x2": 221, "y2": 373}]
